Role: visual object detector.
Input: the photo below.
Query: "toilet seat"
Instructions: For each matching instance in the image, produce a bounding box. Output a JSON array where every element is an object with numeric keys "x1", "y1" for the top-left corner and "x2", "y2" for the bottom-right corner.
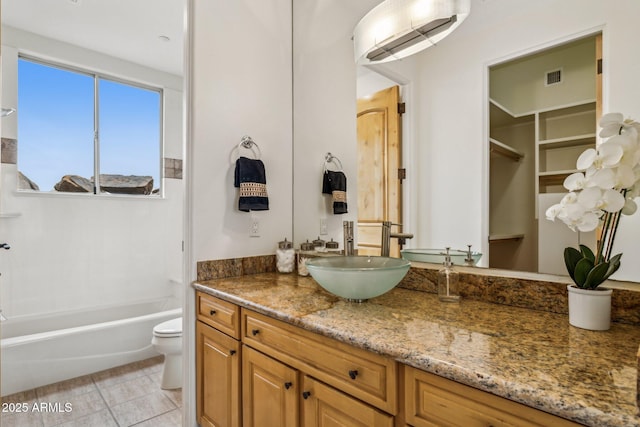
[{"x1": 153, "y1": 317, "x2": 182, "y2": 337}]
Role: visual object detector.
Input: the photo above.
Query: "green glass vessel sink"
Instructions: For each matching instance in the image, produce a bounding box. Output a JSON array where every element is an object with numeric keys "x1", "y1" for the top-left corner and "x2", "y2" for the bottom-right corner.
[
  {"x1": 306, "y1": 256, "x2": 410, "y2": 302},
  {"x1": 401, "y1": 248, "x2": 482, "y2": 265}
]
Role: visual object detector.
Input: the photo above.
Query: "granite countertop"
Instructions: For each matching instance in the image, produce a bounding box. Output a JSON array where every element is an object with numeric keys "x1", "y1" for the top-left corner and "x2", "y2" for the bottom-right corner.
[{"x1": 194, "y1": 273, "x2": 640, "y2": 427}]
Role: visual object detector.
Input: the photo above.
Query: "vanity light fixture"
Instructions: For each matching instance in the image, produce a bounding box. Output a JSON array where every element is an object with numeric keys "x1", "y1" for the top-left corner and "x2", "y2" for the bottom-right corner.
[{"x1": 353, "y1": 0, "x2": 470, "y2": 64}]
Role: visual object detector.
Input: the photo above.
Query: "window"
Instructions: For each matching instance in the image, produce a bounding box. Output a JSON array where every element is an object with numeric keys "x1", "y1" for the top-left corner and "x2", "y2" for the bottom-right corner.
[{"x1": 17, "y1": 57, "x2": 162, "y2": 195}]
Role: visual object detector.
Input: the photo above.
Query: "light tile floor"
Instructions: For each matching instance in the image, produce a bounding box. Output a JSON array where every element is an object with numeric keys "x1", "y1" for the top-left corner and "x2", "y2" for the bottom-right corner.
[{"x1": 1, "y1": 356, "x2": 182, "y2": 427}]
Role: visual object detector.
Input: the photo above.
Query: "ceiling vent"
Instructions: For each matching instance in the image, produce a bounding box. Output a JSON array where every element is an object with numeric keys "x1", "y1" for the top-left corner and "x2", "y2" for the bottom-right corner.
[{"x1": 545, "y1": 69, "x2": 562, "y2": 86}]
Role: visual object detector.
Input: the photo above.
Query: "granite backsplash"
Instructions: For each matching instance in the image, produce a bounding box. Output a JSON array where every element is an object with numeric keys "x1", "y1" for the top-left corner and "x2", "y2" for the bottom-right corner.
[{"x1": 196, "y1": 255, "x2": 640, "y2": 326}]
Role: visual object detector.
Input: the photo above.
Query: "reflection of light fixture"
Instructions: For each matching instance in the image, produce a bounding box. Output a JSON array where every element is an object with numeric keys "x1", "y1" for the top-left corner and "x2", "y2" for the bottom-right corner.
[
  {"x1": 353, "y1": 0, "x2": 470, "y2": 64},
  {"x1": 0, "y1": 108, "x2": 15, "y2": 117}
]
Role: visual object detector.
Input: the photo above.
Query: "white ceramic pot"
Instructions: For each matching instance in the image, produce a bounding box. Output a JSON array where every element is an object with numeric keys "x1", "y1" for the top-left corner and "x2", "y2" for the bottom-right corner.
[{"x1": 567, "y1": 285, "x2": 612, "y2": 331}]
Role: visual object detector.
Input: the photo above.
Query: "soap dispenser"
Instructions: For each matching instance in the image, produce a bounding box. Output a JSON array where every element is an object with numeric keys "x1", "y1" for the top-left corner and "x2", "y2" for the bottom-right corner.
[{"x1": 438, "y1": 247, "x2": 460, "y2": 302}]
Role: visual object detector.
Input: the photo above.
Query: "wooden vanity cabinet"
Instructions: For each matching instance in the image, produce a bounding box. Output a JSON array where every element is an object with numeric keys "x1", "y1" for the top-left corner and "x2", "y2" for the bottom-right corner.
[
  {"x1": 240, "y1": 308, "x2": 398, "y2": 426},
  {"x1": 402, "y1": 366, "x2": 581, "y2": 427},
  {"x1": 196, "y1": 293, "x2": 242, "y2": 427},
  {"x1": 243, "y1": 345, "x2": 298, "y2": 427}
]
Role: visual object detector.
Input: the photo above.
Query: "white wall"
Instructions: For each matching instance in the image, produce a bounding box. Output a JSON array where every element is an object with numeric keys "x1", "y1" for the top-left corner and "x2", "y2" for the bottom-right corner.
[
  {"x1": 190, "y1": 0, "x2": 292, "y2": 261},
  {"x1": 293, "y1": 0, "x2": 380, "y2": 249},
  {"x1": 0, "y1": 28, "x2": 184, "y2": 318},
  {"x1": 292, "y1": 0, "x2": 640, "y2": 281}
]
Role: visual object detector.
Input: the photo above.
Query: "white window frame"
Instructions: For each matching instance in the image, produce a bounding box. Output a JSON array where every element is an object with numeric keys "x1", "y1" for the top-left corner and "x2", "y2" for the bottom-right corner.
[{"x1": 17, "y1": 54, "x2": 164, "y2": 196}]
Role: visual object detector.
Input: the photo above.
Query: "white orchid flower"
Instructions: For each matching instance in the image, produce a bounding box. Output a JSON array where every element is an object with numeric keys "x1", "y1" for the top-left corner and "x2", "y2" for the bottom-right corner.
[
  {"x1": 560, "y1": 191, "x2": 578, "y2": 205},
  {"x1": 599, "y1": 113, "x2": 625, "y2": 137},
  {"x1": 584, "y1": 168, "x2": 615, "y2": 190},
  {"x1": 576, "y1": 142, "x2": 623, "y2": 170},
  {"x1": 578, "y1": 187, "x2": 625, "y2": 213},
  {"x1": 563, "y1": 172, "x2": 586, "y2": 191},
  {"x1": 613, "y1": 164, "x2": 637, "y2": 189},
  {"x1": 545, "y1": 203, "x2": 562, "y2": 221},
  {"x1": 599, "y1": 112, "x2": 640, "y2": 139},
  {"x1": 557, "y1": 202, "x2": 600, "y2": 232},
  {"x1": 606, "y1": 134, "x2": 640, "y2": 166}
]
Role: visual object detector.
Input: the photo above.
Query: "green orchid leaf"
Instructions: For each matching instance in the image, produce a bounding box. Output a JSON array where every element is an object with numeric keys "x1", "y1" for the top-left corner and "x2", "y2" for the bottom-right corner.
[
  {"x1": 564, "y1": 247, "x2": 583, "y2": 281},
  {"x1": 583, "y1": 262, "x2": 610, "y2": 289},
  {"x1": 604, "y1": 253, "x2": 623, "y2": 279},
  {"x1": 574, "y1": 258, "x2": 594, "y2": 287},
  {"x1": 579, "y1": 245, "x2": 595, "y2": 263}
]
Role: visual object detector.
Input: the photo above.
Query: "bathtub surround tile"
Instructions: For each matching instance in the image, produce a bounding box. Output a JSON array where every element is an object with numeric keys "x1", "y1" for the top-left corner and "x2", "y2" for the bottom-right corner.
[
  {"x1": 110, "y1": 391, "x2": 177, "y2": 426},
  {"x1": 163, "y1": 158, "x2": 183, "y2": 180},
  {"x1": 1, "y1": 137, "x2": 17, "y2": 164}
]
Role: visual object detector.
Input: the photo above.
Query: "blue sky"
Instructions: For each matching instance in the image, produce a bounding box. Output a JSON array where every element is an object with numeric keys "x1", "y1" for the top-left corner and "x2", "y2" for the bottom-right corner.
[{"x1": 18, "y1": 58, "x2": 161, "y2": 192}]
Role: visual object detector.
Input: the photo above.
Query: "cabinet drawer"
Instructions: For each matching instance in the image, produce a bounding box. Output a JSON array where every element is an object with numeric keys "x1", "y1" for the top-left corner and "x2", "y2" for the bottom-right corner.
[
  {"x1": 403, "y1": 366, "x2": 580, "y2": 427},
  {"x1": 242, "y1": 309, "x2": 397, "y2": 415},
  {"x1": 302, "y1": 375, "x2": 393, "y2": 427},
  {"x1": 197, "y1": 292, "x2": 240, "y2": 339}
]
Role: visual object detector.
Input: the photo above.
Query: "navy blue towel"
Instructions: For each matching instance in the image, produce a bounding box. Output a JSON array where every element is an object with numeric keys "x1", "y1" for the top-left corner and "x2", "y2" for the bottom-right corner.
[
  {"x1": 234, "y1": 157, "x2": 269, "y2": 211},
  {"x1": 322, "y1": 170, "x2": 347, "y2": 214}
]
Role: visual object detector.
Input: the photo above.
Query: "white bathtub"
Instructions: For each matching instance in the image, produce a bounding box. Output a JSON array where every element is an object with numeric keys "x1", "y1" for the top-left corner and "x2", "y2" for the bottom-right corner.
[{"x1": 1, "y1": 297, "x2": 182, "y2": 396}]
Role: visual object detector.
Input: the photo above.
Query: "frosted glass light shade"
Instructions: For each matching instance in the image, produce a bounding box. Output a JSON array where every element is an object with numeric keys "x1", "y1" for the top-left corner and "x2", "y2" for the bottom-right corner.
[{"x1": 353, "y1": 0, "x2": 470, "y2": 64}]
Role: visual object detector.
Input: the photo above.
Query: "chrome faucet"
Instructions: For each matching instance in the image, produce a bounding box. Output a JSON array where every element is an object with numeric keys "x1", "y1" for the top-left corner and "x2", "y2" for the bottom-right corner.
[
  {"x1": 381, "y1": 221, "x2": 413, "y2": 257},
  {"x1": 343, "y1": 221, "x2": 354, "y2": 256},
  {"x1": 464, "y1": 244, "x2": 475, "y2": 266},
  {"x1": 0, "y1": 310, "x2": 6, "y2": 322}
]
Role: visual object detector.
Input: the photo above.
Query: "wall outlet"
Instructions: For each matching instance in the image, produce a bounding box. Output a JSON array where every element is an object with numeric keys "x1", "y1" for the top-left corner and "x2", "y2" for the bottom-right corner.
[
  {"x1": 250, "y1": 217, "x2": 260, "y2": 237},
  {"x1": 320, "y1": 218, "x2": 328, "y2": 235}
]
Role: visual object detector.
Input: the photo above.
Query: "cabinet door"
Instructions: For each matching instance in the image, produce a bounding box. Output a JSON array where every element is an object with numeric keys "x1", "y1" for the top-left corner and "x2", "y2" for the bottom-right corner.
[
  {"x1": 196, "y1": 321, "x2": 241, "y2": 427},
  {"x1": 403, "y1": 366, "x2": 580, "y2": 427},
  {"x1": 243, "y1": 346, "x2": 299, "y2": 427},
  {"x1": 301, "y1": 376, "x2": 393, "y2": 427}
]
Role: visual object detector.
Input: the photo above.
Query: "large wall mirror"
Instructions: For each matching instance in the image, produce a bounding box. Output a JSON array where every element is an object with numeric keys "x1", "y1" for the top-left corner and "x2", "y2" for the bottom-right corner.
[{"x1": 292, "y1": 0, "x2": 640, "y2": 285}]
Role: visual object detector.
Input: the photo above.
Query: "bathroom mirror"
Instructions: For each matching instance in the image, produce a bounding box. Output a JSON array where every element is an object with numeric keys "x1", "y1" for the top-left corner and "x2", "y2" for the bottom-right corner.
[{"x1": 292, "y1": 0, "x2": 640, "y2": 285}]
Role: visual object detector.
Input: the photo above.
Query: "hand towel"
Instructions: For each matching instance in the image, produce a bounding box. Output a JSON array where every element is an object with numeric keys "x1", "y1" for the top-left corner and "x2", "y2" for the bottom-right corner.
[
  {"x1": 234, "y1": 157, "x2": 269, "y2": 211},
  {"x1": 322, "y1": 170, "x2": 348, "y2": 214}
]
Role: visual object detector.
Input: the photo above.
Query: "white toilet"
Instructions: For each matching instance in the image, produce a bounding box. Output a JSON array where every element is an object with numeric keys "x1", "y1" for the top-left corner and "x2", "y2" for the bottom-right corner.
[{"x1": 152, "y1": 317, "x2": 183, "y2": 389}]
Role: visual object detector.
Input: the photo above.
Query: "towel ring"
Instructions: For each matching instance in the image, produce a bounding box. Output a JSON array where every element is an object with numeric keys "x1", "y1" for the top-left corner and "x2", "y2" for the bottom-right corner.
[
  {"x1": 324, "y1": 152, "x2": 343, "y2": 172},
  {"x1": 237, "y1": 135, "x2": 261, "y2": 160}
]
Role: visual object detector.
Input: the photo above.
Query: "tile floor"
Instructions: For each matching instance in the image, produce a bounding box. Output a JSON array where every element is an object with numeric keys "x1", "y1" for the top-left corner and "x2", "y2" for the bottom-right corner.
[{"x1": 1, "y1": 356, "x2": 182, "y2": 427}]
